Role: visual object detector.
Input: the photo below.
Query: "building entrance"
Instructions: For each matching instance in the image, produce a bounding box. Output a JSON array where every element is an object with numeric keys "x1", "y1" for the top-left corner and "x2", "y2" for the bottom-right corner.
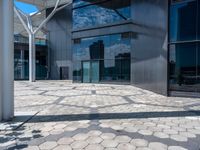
[{"x1": 82, "y1": 61, "x2": 99, "y2": 83}]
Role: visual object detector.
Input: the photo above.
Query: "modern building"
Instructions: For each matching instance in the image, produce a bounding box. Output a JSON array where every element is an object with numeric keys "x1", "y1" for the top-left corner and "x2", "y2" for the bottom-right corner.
[
  {"x1": 47, "y1": 0, "x2": 200, "y2": 97},
  {"x1": 13, "y1": 0, "x2": 200, "y2": 97}
]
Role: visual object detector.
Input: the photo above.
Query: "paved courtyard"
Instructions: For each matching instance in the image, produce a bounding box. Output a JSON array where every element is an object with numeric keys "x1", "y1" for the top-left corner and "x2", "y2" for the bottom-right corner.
[{"x1": 1, "y1": 81, "x2": 200, "y2": 150}]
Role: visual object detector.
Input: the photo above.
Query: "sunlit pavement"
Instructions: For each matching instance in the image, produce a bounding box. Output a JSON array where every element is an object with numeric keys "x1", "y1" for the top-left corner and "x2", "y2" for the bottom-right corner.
[{"x1": 1, "y1": 81, "x2": 200, "y2": 150}]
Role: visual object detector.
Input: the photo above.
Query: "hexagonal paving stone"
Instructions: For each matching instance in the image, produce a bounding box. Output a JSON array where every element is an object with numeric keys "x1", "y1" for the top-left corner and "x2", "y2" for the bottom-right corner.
[
  {"x1": 39, "y1": 141, "x2": 57, "y2": 150},
  {"x1": 101, "y1": 140, "x2": 119, "y2": 148},
  {"x1": 53, "y1": 145, "x2": 72, "y2": 150},
  {"x1": 130, "y1": 139, "x2": 148, "y2": 147},
  {"x1": 57, "y1": 137, "x2": 74, "y2": 145},
  {"x1": 124, "y1": 127, "x2": 138, "y2": 133},
  {"x1": 85, "y1": 144, "x2": 104, "y2": 150},
  {"x1": 64, "y1": 126, "x2": 77, "y2": 131},
  {"x1": 86, "y1": 136, "x2": 103, "y2": 144},
  {"x1": 138, "y1": 130, "x2": 153, "y2": 135},
  {"x1": 111, "y1": 125, "x2": 124, "y2": 130},
  {"x1": 172, "y1": 127, "x2": 186, "y2": 132},
  {"x1": 115, "y1": 135, "x2": 131, "y2": 143},
  {"x1": 100, "y1": 133, "x2": 116, "y2": 140},
  {"x1": 104, "y1": 148, "x2": 118, "y2": 150},
  {"x1": 73, "y1": 133, "x2": 89, "y2": 141},
  {"x1": 50, "y1": 129, "x2": 64, "y2": 135},
  {"x1": 157, "y1": 124, "x2": 170, "y2": 129},
  {"x1": 144, "y1": 122, "x2": 156, "y2": 127},
  {"x1": 168, "y1": 146, "x2": 187, "y2": 150},
  {"x1": 179, "y1": 132, "x2": 196, "y2": 138},
  {"x1": 170, "y1": 135, "x2": 188, "y2": 142},
  {"x1": 187, "y1": 129, "x2": 200, "y2": 135},
  {"x1": 136, "y1": 148, "x2": 152, "y2": 150},
  {"x1": 54, "y1": 124, "x2": 66, "y2": 129},
  {"x1": 163, "y1": 129, "x2": 178, "y2": 135},
  {"x1": 23, "y1": 146, "x2": 39, "y2": 150},
  {"x1": 70, "y1": 141, "x2": 88, "y2": 149},
  {"x1": 153, "y1": 132, "x2": 169, "y2": 139},
  {"x1": 41, "y1": 126, "x2": 54, "y2": 132},
  {"x1": 117, "y1": 143, "x2": 136, "y2": 150},
  {"x1": 148, "y1": 142, "x2": 167, "y2": 150},
  {"x1": 88, "y1": 130, "x2": 102, "y2": 136}
]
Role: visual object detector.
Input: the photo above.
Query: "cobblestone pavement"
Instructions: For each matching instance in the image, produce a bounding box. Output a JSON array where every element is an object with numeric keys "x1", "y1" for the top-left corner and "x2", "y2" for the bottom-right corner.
[{"x1": 1, "y1": 81, "x2": 200, "y2": 150}]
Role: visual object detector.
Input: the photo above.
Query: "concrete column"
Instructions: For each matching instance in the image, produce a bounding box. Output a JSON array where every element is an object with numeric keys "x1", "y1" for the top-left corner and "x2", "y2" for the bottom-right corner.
[
  {"x1": 29, "y1": 34, "x2": 36, "y2": 82},
  {"x1": 1, "y1": 0, "x2": 14, "y2": 120}
]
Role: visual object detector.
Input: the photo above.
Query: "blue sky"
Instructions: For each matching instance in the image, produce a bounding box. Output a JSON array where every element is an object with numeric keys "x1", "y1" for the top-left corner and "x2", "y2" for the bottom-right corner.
[{"x1": 14, "y1": 0, "x2": 38, "y2": 14}]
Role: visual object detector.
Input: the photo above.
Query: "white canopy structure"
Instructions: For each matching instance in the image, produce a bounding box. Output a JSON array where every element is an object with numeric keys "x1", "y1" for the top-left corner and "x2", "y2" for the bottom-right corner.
[
  {"x1": 14, "y1": 0, "x2": 72, "y2": 82},
  {"x1": 14, "y1": 0, "x2": 72, "y2": 38}
]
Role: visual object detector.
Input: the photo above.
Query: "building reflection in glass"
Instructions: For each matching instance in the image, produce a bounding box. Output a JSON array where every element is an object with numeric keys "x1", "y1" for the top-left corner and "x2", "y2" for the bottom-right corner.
[
  {"x1": 73, "y1": 0, "x2": 131, "y2": 29},
  {"x1": 73, "y1": 33, "x2": 131, "y2": 83},
  {"x1": 169, "y1": 0, "x2": 200, "y2": 92}
]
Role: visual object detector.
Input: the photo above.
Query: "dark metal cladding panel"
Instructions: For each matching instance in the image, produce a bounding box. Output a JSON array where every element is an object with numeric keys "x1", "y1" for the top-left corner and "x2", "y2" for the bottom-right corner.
[
  {"x1": 130, "y1": 0, "x2": 168, "y2": 95},
  {"x1": 46, "y1": 4, "x2": 72, "y2": 80}
]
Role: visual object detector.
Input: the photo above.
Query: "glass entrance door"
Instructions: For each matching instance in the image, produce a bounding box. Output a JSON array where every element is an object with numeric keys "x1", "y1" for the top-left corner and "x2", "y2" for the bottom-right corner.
[
  {"x1": 82, "y1": 61, "x2": 99, "y2": 83},
  {"x1": 83, "y1": 62, "x2": 90, "y2": 83},
  {"x1": 91, "y1": 61, "x2": 99, "y2": 83}
]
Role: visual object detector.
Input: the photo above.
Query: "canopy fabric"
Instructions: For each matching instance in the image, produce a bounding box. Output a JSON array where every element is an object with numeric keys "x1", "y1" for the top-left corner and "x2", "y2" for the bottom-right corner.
[{"x1": 14, "y1": 0, "x2": 72, "y2": 39}]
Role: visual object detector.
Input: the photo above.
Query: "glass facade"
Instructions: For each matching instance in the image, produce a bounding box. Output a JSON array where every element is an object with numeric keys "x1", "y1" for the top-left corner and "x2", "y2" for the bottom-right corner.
[
  {"x1": 73, "y1": 33, "x2": 131, "y2": 83},
  {"x1": 14, "y1": 49, "x2": 48, "y2": 80},
  {"x1": 169, "y1": 0, "x2": 200, "y2": 92},
  {"x1": 73, "y1": 0, "x2": 131, "y2": 29}
]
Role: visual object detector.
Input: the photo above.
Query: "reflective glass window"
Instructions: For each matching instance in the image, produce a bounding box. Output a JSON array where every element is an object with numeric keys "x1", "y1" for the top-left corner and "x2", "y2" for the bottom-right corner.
[
  {"x1": 73, "y1": 0, "x2": 104, "y2": 8},
  {"x1": 73, "y1": 33, "x2": 131, "y2": 83},
  {"x1": 197, "y1": 43, "x2": 200, "y2": 86},
  {"x1": 73, "y1": 0, "x2": 90, "y2": 8},
  {"x1": 169, "y1": 43, "x2": 198, "y2": 92},
  {"x1": 73, "y1": 61, "x2": 82, "y2": 82},
  {"x1": 170, "y1": 0, "x2": 197, "y2": 42},
  {"x1": 198, "y1": 1, "x2": 200, "y2": 39},
  {"x1": 73, "y1": 0, "x2": 131, "y2": 29}
]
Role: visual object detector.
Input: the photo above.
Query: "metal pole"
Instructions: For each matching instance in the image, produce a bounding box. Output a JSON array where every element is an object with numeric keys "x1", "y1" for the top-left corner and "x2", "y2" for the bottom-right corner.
[
  {"x1": 0, "y1": 0, "x2": 3, "y2": 121},
  {"x1": 21, "y1": 50, "x2": 25, "y2": 79},
  {"x1": 2, "y1": 0, "x2": 14, "y2": 120},
  {"x1": 29, "y1": 34, "x2": 36, "y2": 82}
]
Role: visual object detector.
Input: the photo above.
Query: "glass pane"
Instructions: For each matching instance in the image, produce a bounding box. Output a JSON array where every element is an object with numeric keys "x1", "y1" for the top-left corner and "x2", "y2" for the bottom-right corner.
[
  {"x1": 91, "y1": 61, "x2": 99, "y2": 83},
  {"x1": 170, "y1": 0, "x2": 197, "y2": 42},
  {"x1": 100, "y1": 60, "x2": 116, "y2": 82},
  {"x1": 83, "y1": 62, "x2": 90, "y2": 83},
  {"x1": 73, "y1": 33, "x2": 131, "y2": 83},
  {"x1": 36, "y1": 51, "x2": 47, "y2": 79},
  {"x1": 121, "y1": 59, "x2": 130, "y2": 81},
  {"x1": 197, "y1": 43, "x2": 200, "y2": 91},
  {"x1": 73, "y1": 61, "x2": 82, "y2": 82},
  {"x1": 198, "y1": 1, "x2": 200, "y2": 39},
  {"x1": 169, "y1": 43, "x2": 197, "y2": 92},
  {"x1": 89, "y1": 37, "x2": 105, "y2": 60},
  {"x1": 73, "y1": 0, "x2": 104, "y2": 8},
  {"x1": 73, "y1": 0, "x2": 131, "y2": 29},
  {"x1": 73, "y1": 0, "x2": 90, "y2": 8},
  {"x1": 14, "y1": 50, "x2": 33, "y2": 80}
]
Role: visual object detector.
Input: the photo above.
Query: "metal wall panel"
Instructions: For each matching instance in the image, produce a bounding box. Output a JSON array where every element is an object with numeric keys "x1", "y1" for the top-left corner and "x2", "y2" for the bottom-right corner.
[
  {"x1": 47, "y1": 5, "x2": 72, "y2": 80},
  {"x1": 130, "y1": 0, "x2": 168, "y2": 95}
]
